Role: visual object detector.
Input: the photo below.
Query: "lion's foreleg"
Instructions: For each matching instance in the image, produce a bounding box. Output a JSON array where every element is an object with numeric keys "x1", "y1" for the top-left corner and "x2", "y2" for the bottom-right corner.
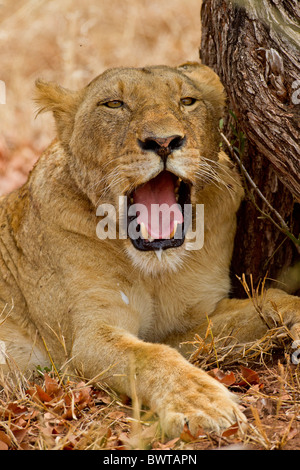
[
  {"x1": 164, "y1": 289, "x2": 300, "y2": 359},
  {"x1": 70, "y1": 319, "x2": 246, "y2": 437}
]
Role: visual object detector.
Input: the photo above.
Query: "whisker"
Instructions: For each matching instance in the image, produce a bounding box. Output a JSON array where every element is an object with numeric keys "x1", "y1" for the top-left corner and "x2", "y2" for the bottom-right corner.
[
  {"x1": 195, "y1": 160, "x2": 236, "y2": 196},
  {"x1": 201, "y1": 157, "x2": 240, "y2": 185}
]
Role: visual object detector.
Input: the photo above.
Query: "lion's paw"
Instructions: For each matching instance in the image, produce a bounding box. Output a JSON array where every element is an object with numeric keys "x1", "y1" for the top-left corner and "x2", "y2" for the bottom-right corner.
[{"x1": 156, "y1": 369, "x2": 247, "y2": 438}]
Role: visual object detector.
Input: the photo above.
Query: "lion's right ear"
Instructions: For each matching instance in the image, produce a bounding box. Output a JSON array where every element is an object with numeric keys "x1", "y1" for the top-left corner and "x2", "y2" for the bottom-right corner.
[
  {"x1": 178, "y1": 62, "x2": 226, "y2": 119},
  {"x1": 35, "y1": 79, "x2": 83, "y2": 143}
]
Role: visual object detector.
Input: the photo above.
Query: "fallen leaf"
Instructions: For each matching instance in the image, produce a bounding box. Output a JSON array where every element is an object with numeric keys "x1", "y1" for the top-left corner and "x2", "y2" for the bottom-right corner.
[
  {"x1": 286, "y1": 428, "x2": 298, "y2": 442},
  {"x1": 5, "y1": 403, "x2": 27, "y2": 417},
  {"x1": 209, "y1": 368, "x2": 236, "y2": 386},
  {"x1": 0, "y1": 431, "x2": 11, "y2": 448},
  {"x1": 20, "y1": 442, "x2": 32, "y2": 450},
  {"x1": 236, "y1": 366, "x2": 260, "y2": 387},
  {"x1": 180, "y1": 423, "x2": 206, "y2": 442},
  {"x1": 153, "y1": 437, "x2": 180, "y2": 450},
  {"x1": 74, "y1": 384, "x2": 93, "y2": 408},
  {"x1": 35, "y1": 384, "x2": 53, "y2": 403},
  {"x1": 13, "y1": 428, "x2": 27, "y2": 444},
  {"x1": 44, "y1": 374, "x2": 63, "y2": 398},
  {"x1": 50, "y1": 424, "x2": 65, "y2": 435},
  {"x1": 107, "y1": 411, "x2": 126, "y2": 420},
  {"x1": 222, "y1": 423, "x2": 239, "y2": 437}
]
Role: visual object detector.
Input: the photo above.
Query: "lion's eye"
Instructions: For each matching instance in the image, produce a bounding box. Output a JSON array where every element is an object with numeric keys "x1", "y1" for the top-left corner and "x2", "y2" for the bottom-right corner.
[
  {"x1": 104, "y1": 100, "x2": 124, "y2": 108},
  {"x1": 181, "y1": 97, "x2": 196, "y2": 106}
]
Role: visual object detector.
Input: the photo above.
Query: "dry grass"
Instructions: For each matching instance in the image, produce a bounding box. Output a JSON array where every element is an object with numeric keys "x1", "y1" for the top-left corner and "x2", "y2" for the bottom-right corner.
[
  {"x1": 1, "y1": 277, "x2": 300, "y2": 450},
  {"x1": 1, "y1": 339, "x2": 300, "y2": 450}
]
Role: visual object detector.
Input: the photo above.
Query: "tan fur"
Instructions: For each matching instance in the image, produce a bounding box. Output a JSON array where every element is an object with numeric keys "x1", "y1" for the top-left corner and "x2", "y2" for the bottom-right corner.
[{"x1": 0, "y1": 63, "x2": 299, "y2": 437}]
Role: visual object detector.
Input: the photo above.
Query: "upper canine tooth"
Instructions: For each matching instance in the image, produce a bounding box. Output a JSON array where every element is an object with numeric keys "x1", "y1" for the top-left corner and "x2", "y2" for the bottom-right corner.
[
  {"x1": 170, "y1": 221, "x2": 178, "y2": 239},
  {"x1": 140, "y1": 222, "x2": 155, "y2": 241},
  {"x1": 140, "y1": 222, "x2": 149, "y2": 240}
]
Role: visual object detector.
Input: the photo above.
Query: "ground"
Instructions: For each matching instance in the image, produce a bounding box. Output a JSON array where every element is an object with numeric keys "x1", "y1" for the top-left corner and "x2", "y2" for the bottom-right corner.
[
  {"x1": 0, "y1": 0, "x2": 299, "y2": 451},
  {"x1": 1, "y1": 349, "x2": 300, "y2": 450}
]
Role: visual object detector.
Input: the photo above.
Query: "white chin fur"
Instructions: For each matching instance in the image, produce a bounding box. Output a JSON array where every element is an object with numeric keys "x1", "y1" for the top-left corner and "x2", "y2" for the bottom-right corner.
[{"x1": 125, "y1": 243, "x2": 187, "y2": 276}]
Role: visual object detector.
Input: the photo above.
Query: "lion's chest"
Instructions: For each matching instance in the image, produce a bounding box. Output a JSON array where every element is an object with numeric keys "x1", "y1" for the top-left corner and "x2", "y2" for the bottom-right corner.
[{"x1": 132, "y1": 277, "x2": 210, "y2": 343}]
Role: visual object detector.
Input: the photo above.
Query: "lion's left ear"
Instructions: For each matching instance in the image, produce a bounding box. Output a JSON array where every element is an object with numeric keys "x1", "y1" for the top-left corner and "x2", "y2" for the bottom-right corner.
[
  {"x1": 35, "y1": 79, "x2": 84, "y2": 144},
  {"x1": 178, "y1": 62, "x2": 226, "y2": 118}
]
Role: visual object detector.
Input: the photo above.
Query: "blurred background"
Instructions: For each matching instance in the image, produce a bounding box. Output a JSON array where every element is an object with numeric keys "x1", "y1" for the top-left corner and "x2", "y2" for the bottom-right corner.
[{"x1": 0, "y1": 0, "x2": 202, "y2": 195}]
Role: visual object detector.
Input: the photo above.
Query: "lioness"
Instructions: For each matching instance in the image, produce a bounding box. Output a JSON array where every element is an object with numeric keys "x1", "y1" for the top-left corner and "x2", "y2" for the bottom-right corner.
[{"x1": 0, "y1": 63, "x2": 299, "y2": 437}]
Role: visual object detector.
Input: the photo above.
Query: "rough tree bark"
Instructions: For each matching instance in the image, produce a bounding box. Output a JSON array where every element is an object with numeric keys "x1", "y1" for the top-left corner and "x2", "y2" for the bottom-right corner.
[{"x1": 200, "y1": 0, "x2": 300, "y2": 297}]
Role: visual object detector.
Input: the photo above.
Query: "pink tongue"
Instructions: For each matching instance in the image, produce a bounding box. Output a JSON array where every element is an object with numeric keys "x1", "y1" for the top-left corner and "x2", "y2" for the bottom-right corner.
[{"x1": 133, "y1": 171, "x2": 183, "y2": 239}]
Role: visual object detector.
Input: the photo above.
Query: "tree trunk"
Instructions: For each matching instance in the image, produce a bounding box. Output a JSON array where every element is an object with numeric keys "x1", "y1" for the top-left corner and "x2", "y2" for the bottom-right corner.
[{"x1": 200, "y1": 0, "x2": 300, "y2": 297}]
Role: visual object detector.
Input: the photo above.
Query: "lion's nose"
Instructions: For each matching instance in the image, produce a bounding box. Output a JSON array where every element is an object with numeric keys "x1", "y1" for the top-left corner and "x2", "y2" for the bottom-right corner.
[{"x1": 138, "y1": 135, "x2": 185, "y2": 164}]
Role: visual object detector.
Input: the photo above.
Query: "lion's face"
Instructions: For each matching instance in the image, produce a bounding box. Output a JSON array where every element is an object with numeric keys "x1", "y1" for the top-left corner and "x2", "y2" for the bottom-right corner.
[{"x1": 36, "y1": 63, "x2": 225, "y2": 274}]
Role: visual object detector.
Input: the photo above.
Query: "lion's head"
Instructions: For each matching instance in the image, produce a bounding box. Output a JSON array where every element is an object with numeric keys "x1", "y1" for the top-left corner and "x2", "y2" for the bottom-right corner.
[{"x1": 35, "y1": 63, "x2": 226, "y2": 274}]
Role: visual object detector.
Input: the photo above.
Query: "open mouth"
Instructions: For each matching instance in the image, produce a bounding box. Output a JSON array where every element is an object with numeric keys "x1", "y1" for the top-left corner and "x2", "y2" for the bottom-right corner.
[{"x1": 127, "y1": 171, "x2": 191, "y2": 251}]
